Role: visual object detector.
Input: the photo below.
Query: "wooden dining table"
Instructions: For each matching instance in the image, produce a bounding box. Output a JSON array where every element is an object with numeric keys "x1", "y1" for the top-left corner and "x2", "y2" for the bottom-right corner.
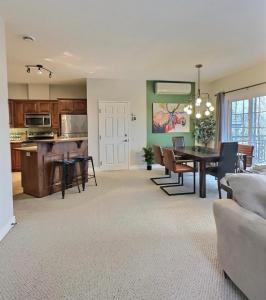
[{"x1": 172, "y1": 146, "x2": 246, "y2": 198}]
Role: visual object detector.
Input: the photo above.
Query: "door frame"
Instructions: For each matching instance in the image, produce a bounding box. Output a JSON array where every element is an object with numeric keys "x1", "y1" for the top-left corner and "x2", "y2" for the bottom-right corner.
[{"x1": 98, "y1": 101, "x2": 130, "y2": 170}]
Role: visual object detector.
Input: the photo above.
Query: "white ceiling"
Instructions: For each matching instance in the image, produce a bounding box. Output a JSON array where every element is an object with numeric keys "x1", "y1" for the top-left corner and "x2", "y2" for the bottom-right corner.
[{"x1": 0, "y1": 0, "x2": 265, "y2": 84}]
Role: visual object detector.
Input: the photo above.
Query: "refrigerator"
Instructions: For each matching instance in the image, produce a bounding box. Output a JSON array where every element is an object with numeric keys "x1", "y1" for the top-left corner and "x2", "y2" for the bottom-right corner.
[{"x1": 60, "y1": 114, "x2": 88, "y2": 138}]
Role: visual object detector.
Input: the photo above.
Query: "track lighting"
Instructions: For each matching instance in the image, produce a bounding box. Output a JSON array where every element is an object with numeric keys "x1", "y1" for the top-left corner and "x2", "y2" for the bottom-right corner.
[{"x1": 25, "y1": 64, "x2": 53, "y2": 78}]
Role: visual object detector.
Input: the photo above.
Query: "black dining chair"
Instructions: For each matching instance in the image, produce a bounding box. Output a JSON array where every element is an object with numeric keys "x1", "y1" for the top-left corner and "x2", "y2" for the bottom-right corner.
[{"x1": 206, "y1": 142, "x2": 238, "y2": 199}]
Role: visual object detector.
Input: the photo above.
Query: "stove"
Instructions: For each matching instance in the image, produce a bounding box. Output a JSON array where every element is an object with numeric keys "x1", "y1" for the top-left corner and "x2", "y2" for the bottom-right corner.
[{"x1": 27, "y1": 131, "x2": 54, "y2": 141}]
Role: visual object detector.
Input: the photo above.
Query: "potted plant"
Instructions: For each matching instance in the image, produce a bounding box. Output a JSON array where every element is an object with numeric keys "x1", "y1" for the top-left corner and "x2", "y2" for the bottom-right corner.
[
  {"x1": 193, "y1": 115, "x2": 216, "y2": 149},
  {"x1": 143, "y1": 146, "x2": 154, "y2": 170}
]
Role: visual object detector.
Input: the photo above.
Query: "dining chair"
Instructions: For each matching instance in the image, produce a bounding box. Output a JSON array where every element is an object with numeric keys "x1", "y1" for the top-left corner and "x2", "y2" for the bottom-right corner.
[
  {"x1": 206, "y1": 142, "x2": 238, "y2": 199},
  {"x1": 238, "y1": 144, "x2": 254, "y2": 169},
  {"x1": 150, "y1": 145, "x2": 180, "y2": 185},
  {"x1": 160, "y1": 148, "x2": 196, "y2": 196}
]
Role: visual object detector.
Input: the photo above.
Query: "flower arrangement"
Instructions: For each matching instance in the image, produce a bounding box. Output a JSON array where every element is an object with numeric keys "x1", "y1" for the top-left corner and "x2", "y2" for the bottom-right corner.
[{"x1": 193, "y1": 115, "x2": 216, "y2": 148}]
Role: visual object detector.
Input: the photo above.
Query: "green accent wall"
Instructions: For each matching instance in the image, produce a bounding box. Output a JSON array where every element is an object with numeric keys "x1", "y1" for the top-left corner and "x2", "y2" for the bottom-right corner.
[{"x1": 146, "y1": 80, "x2": 195, "y2": 147}]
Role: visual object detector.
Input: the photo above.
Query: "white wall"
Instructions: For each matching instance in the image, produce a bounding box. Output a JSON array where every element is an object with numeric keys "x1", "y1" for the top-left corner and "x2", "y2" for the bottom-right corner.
[
  {"x1": 28, "y1": 84, "x2": 50, "y2": 100},
  {"x1": 8, "y1": 83, "x2": 28, "y2": 99},
  {"x1": 86, "y1": 79, "x2": 147, "y2": 167},
  {"x1": 50, "y1": 84, "x2": 86, "y2": 100},
  {"x1": 8, "y1": 83, "x2": 87, "y2": 100},
  {"x1": 210, "y1": 61, "x2": 266, "y2": 99},
  {"x1": 0, "y1": 18, "x2": 15, "y2": 241}
]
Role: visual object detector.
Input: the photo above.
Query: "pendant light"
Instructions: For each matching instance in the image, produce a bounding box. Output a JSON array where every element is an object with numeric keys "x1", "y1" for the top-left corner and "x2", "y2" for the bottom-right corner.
[{"x1": 184, "y1": 64, "x2": 215, "y2": 118}]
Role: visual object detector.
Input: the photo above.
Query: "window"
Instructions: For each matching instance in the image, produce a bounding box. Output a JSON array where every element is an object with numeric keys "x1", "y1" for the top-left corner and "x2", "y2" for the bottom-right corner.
[{"x1": 230, "y1": 96, "x2": 266, "y2": 163}]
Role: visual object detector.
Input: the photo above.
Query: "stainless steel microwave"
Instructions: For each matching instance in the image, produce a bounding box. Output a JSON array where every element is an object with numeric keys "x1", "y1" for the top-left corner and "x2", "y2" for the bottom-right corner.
[{"x1": 24, "y1": 113, "x2": 51, "y2": 127}]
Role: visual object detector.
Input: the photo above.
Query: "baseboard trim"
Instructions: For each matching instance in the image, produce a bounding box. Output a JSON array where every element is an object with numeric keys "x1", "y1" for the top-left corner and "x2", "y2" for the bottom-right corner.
[
  {"x1": 0, "y1": 216, "x2": 16, "y2": 242},
  {"x1": 95, "y1": 164, "x2": 164, "y2": 171},
  {"x1": 129, "y1": 164, "x2": 146, "y2": 170}
]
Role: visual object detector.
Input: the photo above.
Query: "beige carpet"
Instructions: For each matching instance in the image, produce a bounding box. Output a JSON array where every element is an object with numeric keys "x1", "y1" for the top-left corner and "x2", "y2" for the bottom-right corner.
[{"x1": 0, "y1": 169, "x2": 247, "y2": 300}]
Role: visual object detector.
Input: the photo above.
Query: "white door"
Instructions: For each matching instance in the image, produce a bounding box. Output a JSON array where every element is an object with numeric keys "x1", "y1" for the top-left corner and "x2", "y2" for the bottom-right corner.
[{"x1": 99, "y1": 101, "x2": 129, "y2": 170}]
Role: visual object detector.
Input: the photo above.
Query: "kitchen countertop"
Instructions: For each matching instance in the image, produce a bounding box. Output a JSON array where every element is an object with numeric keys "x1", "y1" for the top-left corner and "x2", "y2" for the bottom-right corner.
[
  {"x1": 14, "y1": 146, "x2": 37, "y2": 152},
  {"x1": 35, "y1": 137, "x2": 88, "y2": 143}
]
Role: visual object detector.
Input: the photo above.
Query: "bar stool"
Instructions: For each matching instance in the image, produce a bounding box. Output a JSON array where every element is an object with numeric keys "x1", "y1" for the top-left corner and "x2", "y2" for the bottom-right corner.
[
  {"x1": 74, "y1": 155, "x2": 97, "y2": 191},
  {"x1": 51, "y1": 159, "x2": 81, "y2": 199}
]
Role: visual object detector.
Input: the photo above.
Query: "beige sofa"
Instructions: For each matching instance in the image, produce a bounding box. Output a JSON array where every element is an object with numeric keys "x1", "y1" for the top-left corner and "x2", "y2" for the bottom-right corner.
[{"x1": 213, "y1": 197, "x2": 266, "y2": 300}]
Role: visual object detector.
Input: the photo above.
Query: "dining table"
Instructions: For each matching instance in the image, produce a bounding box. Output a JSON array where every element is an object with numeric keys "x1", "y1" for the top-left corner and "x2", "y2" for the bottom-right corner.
[{"x1": 172, "y1": 146, "x2": 247, "y2": 198}]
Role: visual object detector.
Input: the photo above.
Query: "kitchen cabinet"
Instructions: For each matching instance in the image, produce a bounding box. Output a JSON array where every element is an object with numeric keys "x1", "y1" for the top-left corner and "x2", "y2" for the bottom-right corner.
[
  {"x1": 38, "y1": 102, "x2": 51, "y2": 113},
  {"x1": 9, "y1": 99, "x2": 87, "y2": 128},
  {"x1": 58, "y1": 99, "x2": 87, "y2": 114},
  {"x1": 11, "y1": 142, "x2": 22, "y2": 172},
  {"x1": 51, "y1": 101, "x2": 59, "y2": 128},
  {"x1": 23, "y1": 101, "x2": 38, "y2": 113},
  {"x1": 13, "y1": 101, "x2": 24, "y2": 127},
  {"x1": 58, "y1": 99, "x2": 74, "y2": 113},
  {"x1": 73, "y1": 100, "x2": 87, "y2": 113},
  {"x1": 8, "y1": 100, "x2": 14, "y2": 127}
]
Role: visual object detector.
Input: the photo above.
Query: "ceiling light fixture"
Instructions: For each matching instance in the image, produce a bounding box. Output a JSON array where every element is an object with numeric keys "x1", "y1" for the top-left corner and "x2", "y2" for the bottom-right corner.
[
  {"x1": 25, "y1": 64, "x2": 53, "y2": 78},
  {"x1": 22, "y1": 35, "x2": 36, "y2": 42},
  {"x1": 184, "y1": 64, "x2": 215, "y2": 119}
]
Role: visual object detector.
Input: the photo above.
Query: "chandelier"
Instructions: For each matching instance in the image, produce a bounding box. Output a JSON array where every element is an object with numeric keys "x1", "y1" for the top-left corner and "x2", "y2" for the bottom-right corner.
[{"x1": 184, "y1": 64, "x2": 214, "y2": 119}]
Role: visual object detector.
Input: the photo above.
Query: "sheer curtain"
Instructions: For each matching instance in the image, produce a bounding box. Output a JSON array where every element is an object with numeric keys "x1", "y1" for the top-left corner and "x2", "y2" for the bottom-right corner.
[{"x1": 215, "y1": 92, "x2": 228, "y2": 149}]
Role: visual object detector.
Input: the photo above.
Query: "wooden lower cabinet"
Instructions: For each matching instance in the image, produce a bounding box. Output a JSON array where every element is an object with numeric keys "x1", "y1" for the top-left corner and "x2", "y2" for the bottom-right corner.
[
  {"x1": 11, "y1": 143, "x2": 22, "y2": 172},
  {"x1": 20, "y1": 139, "x2": 88, "y2": 197}
]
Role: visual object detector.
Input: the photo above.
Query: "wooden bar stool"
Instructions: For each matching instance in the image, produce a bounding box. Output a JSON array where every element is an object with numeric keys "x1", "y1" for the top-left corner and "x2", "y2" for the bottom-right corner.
[
  {"x1": 74, "y1": 156, "x2": 97, "y2": 191},
  {"x1": 51, "y1": 159, "x2": 81, "y2": 199}
]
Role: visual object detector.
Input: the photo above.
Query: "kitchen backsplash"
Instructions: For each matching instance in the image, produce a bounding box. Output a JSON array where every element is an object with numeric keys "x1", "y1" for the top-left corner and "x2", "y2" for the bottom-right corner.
[{"x1": 10, "y1": 128, "x2": 58, "y2": 141}]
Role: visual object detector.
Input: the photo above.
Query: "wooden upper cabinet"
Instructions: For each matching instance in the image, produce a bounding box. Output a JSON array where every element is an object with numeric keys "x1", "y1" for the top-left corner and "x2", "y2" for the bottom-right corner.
[
  {"x1": 58, "y1": 99, "x2": 87, "y2": 114},
  {"x1": 8, "y1": 100, "x2": 14, "y2": 127},
  {"x1": 58, "y1": 99, "x2": 74, "y2": 113},
  {"x1": 73, "y1": 100, "x2": 87, "y2": 113},
  {"x1": 51, "y1": 102, "x2": 59, "y2": 128},
  {"x1": 38, "y1": 101, "x2": 51, "y2": 113},
  {"x1": 13, "y1": 101, "x2": 24, "y2": 127},
  {"x1": 23, "y1": 101, "x2": 38, "y2": 113},
  {"x1": 9, "y1": 99, "x2": 87, "y2": 129}
]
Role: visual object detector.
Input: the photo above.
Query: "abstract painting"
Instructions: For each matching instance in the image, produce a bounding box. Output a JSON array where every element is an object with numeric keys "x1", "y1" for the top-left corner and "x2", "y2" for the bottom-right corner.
[{"x1": 152, "y1": 103, "x2": 190, "y2": 133}]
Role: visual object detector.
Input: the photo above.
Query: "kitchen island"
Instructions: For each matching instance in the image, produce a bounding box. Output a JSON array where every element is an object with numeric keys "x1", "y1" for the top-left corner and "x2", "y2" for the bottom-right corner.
[{"x1": 16, "y1": 138, "x2": 88, "y2": 197}]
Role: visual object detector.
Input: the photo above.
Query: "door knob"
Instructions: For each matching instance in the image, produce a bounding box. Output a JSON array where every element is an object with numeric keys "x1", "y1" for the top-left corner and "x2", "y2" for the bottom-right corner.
[{"x1": 123, "y1": 139, "x2": 128, "y2": 142}]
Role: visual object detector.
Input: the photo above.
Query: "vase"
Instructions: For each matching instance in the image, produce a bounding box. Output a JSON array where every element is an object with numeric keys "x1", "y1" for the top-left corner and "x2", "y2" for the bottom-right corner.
[{"x1": 147, "y1": 165, "x2": 152, "y2": 171}]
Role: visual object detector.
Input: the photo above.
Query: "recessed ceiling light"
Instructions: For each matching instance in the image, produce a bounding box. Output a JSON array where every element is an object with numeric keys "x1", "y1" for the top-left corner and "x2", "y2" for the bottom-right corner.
[
  {"x1": 44, "y1": 58, "x2": 53, "y2": 62},
  {"x1": 22, "y1": 35, "x2": 35, "y2": 42}
]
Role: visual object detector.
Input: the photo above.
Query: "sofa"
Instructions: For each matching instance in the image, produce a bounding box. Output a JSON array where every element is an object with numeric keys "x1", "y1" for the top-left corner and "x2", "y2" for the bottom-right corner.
[{"x1": 213, "y1": 173, "x2": 266, "y2": 300}]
